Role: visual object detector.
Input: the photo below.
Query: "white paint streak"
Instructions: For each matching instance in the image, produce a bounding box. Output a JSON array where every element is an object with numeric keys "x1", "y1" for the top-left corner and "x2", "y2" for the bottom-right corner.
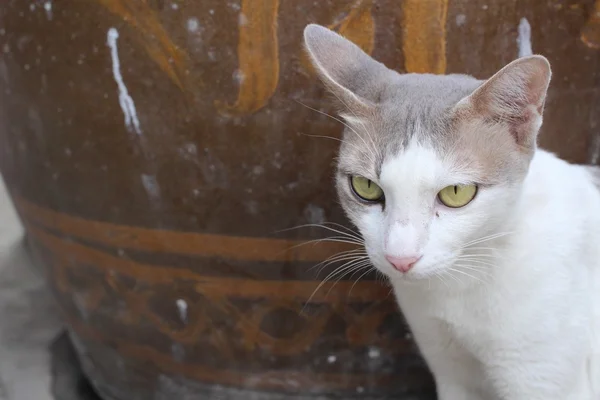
[
  {"x1": 176, "y1": 299, "x2": 188, "y2": 323},
  {"x1": 106, "y1": 28, "x2": 142, "y2": 135},
  {"x1": 517, "y1": 17, "x2": 533, "y2": 58},
  {"x1": 171, "y1": 343, "x2": 185, "y2": 362},
  {"x1": 43, "y1": 1, "x2": 53, "y2": 20},
  {"x1": 304, "y1": 204, "x2": 325, "y2": 224},
  {"x1": 141, "y1": 174, "x2": 160, "y2": 201}
]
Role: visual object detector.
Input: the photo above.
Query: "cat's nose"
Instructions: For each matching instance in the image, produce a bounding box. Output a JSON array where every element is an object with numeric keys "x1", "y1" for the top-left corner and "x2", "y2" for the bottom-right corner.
[{"x1": 385, "y1": 255, "x2": 421, "y2": 273}]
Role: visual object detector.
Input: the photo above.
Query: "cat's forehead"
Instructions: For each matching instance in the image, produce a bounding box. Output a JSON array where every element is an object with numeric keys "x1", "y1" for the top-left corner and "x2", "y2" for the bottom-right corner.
[
  {"x1": 376, "y1": 74, "x2": 482, "y2": 133},
  {"x1": 338, "y1": 74, "x2": 483, "y2": 176}
]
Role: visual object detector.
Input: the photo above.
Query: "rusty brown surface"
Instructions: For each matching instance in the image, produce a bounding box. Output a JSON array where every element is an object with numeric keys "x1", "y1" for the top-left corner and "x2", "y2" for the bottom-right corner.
[
  {"x1": 581, "y1": 0, "x2": 600, "y2": 49},
  {"x1": 0, "y1": 0, "x2": 598, "y2": 399},
  {"x1": 402, "y1": 0, "x2": 448, "y2": 73}
]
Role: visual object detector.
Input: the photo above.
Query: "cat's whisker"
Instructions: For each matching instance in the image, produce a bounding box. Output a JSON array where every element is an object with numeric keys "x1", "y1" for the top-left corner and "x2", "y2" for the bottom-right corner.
[
  {"x1": 324, "y1": 260, "x2": 373, "y2": 297},
  {"x1": 310, "y1": 252, "x2": 368, "y2": 275},
  {"x1": 301, "y1": 133, "x2": 343, "y2": 143},
  {"x1": 461, "y1": 246, "x2": 498, "y2": 252},
  {"x1": 453, "y1": 262, "x2": 493, "y2": 274},
  {"x1": 302, "y1": 257, "x2": 372, "y2": 312},
  {"x1": 314, "y1": 253, "x2": 369, "y2": 276},
  {"x1": 387, "y1": 287, "x2": 395, "y2": 298},
  {"x1": 327, "y1": 90, "x2": 381, "y2": 161},
  {"x1": 342, "y1": 115, "x2": 380, "y2": 163},
  {"x1": 447, "y1": 267, "x2": 488, "y2": 285},
  {"x1": 459, "y1": 254, "x2": 503, "y2": 261},
  {"x1": 453, "y1": 264, "x2": 494, "y2": 280},
  {"x1": 300, "y1": 133, "x2": 368, "y2": 159},
  {"x1": 277, "y1": 223, "x2": 365, "y2": 243},
  {"x1": 347, "y1": 261, "x2": 373, "y2": 279},
  {"x1": 435, "y1": 272, "x2": 450, "y2": 290},
  {"x1": 295, "y1": 100, "x2": 377, "y2": 165},
  {"x1": 463, "y1": 231, "x2": 514, "y2": 246},
  {"x1": 326, "y1": 265, "x2": 367, "y2": 294},
  {"x1": 455, "y1": 257, "x2": 498, "y2": 269},
  {"x1": 321, "y1": 221, "x2": 363, "y2": 238},
  {"x1": 375, "y1": 269, "x2": 389, "y2": 286},
  {"x1": 286, "y1": 236, "x2": 365, "y2": 253},
  {"x1": 458, "y1": 254, "x2": 501, "y2": 261},
  {"x1": 462, "y1": 231, "x2": 514, "y2": 247},
  {"x1": 443, "y1": 270, "x2": 464, "y2": 285},
  {"x1": 348, "y1": 265, "x2": 376, "y2": 297}
]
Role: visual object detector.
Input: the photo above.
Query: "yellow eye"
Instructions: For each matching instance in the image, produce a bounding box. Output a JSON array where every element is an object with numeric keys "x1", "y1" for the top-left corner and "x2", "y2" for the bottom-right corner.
[
  {"x1": 351, "y1": 176, "x2": 384, "y2": 201},
  {"x1": 438, "y1": 184, "x2": 478, "y2": 208}
]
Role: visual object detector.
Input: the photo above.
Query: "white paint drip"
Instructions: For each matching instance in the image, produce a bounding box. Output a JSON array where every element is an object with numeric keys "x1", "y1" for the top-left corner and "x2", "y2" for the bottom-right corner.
[
  {"x1": 455, "y1": 14, "x2": 466, "y2": 27},
  {"x1": 106, "y1": 28, "x2": 142, "y2": 135},
  {"x1": 141, "y1": 174, "x2": 161, "y2": 201},
  {"x1": 43, "y1": 1, "x2": 53, "y2": 20},
  {"x1": 517, "y1": 17, "x2": 533, "y2": 58},
  {"x1": 171, "y1": 343, "x2": 185, "y2": 362},
  {"x1": 304, "y1": 204, "x2": 325, "y2": 224},
  {"x1": 327, "y1": 355, "x2": 337, "y2": 364},
  {"x1": 176, "y1": 299, "x2": 188, "y2": 323}
]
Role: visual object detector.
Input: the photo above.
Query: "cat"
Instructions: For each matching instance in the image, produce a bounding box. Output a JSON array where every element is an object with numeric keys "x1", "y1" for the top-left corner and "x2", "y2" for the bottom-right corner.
[{"x1": 303, "y1": 24, "x2": 600, "y2": 400}]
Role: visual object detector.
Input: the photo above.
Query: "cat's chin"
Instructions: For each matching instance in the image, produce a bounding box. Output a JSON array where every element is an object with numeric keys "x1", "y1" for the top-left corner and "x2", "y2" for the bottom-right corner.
[{"x1": 387, "y1": 268, "x2": 450, "y2": 284}]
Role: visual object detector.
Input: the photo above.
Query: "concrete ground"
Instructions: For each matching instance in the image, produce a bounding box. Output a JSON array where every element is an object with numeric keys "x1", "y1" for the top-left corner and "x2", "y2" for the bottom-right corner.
[{"x1": 0, "y1": 177, "x2": 63, "y2": 400}]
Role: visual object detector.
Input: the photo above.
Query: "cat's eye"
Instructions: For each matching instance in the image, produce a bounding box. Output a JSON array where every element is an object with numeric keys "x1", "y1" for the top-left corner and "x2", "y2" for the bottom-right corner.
[
  {"x1": 350, "y1": 176, "x2": 384, "y2": 202},
  {"x1": 438, "y1": 184, "x2": 477, "y2": 208}
]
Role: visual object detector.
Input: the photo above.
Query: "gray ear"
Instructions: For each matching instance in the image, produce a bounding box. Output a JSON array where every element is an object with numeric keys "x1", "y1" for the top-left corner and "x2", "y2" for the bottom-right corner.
[
  {"x1": 303, "y1": 24, "x2": 388, "y2": 115},
  {"x1": 461, "y1": 55, "x2": 551, "y2": 148}
]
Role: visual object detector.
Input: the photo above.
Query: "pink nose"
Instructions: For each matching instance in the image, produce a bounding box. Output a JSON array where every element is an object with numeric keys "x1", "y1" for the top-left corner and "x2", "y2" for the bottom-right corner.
[{"x1": 385, "y1": 255, "x2": 421, "y2": 273}]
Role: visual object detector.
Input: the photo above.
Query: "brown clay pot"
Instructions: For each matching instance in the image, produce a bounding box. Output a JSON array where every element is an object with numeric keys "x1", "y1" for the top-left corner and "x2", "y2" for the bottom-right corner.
[{"x1": 0, "y1": 0, "x2": 598, "y2": 399}]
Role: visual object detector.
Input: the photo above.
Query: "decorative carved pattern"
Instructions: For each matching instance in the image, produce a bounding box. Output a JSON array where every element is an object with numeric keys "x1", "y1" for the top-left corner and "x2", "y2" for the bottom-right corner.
[
  {"x1": 16, "y1": 195, "x2": 412, "y2": 390},
  {"x1": 96, "y1": 0, "x2": 451, "y2": 115},
  {"x1": 216, "y1": 0, "x2": 281, "y2": 115},
  {"x1": 581, "y1": 0, "x2": 600, "y2": 49}
]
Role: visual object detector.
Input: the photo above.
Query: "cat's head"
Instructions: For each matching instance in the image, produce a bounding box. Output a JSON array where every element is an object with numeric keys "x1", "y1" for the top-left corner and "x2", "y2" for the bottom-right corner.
[{"x1": 303, "y1": 24, "x2": 551, "y2": 282}]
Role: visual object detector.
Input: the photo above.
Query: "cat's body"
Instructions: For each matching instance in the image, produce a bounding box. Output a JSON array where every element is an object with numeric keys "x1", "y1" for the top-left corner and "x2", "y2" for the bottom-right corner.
[
  {"x1": 396, "y1": 150, "x2": 600, "y2": 399},
  {"x1": 303, "y1": 24, "x2": 600, "y2": 399}
]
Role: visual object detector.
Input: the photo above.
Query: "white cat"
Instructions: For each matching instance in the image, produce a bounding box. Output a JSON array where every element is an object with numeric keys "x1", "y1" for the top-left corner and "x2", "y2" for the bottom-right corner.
[{"x1": 303, "y1": 24, "x2": 600, "y2": 400}]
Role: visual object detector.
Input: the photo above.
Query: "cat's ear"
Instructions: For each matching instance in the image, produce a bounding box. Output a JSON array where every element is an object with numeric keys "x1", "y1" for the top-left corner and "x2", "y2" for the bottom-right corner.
[
  {"x1": 303, "y1": 24, "x2": 387, "y2": 115},
  {"x1": 458, "y1": 55, "x2": 551, "y2": 149}
]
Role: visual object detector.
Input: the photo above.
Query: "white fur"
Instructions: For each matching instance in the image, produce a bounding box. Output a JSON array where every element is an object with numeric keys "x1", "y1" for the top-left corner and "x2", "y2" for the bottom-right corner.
[{"x1": 358, "y1": 142, "x2": 600, "y2": 399}]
